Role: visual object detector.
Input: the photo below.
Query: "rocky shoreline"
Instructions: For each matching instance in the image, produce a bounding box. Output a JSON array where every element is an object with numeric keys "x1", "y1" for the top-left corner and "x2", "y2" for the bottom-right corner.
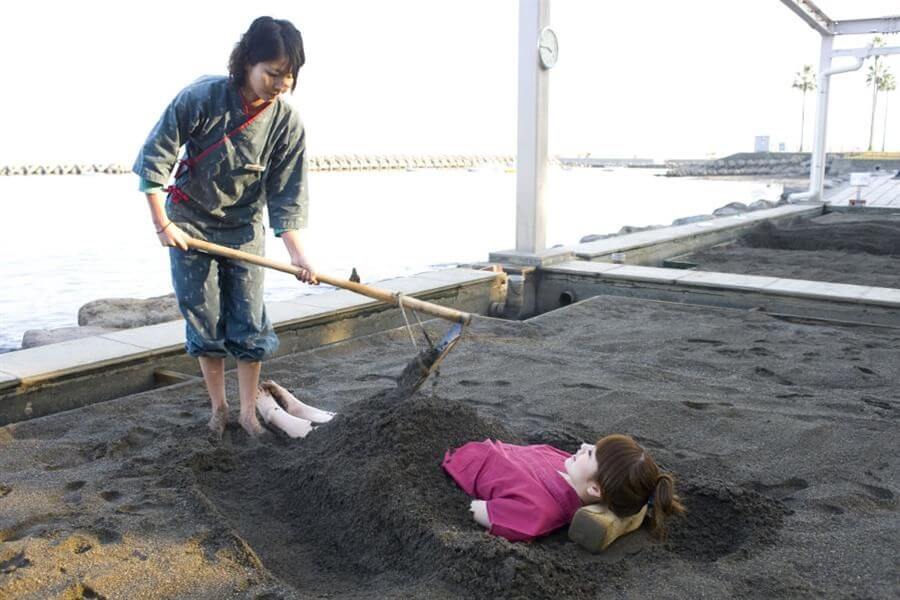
[
  {"x1": 578, "y1": 198, "x2": 785, "y2": 243},
  {"x1": 20, "y1": 295, "x2": 181, "y2": 349},
  {"x1": 666, "y1": 153, "x2": 817, "y2": 178},
  {"x1": 666, "y1": 151, "x2": 900, "y2": 178}
]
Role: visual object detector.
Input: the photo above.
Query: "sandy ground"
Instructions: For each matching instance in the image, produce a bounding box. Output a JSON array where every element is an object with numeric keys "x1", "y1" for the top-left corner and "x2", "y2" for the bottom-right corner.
[
  {"x1": 685, "y1": 213, "x2": 900, "y2": 289},
  {"x1": 1, "y1": 292, "x2": 898, "y2": 599}
]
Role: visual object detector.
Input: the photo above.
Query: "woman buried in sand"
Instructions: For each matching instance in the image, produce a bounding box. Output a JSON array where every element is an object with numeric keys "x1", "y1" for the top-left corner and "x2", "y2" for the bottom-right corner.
[
  {"x1": 134, "y1": 17, "x2": 316, "y2": 437},
  {"x1": 443, "y1": 434, "x2": 684, "y2": 542}
]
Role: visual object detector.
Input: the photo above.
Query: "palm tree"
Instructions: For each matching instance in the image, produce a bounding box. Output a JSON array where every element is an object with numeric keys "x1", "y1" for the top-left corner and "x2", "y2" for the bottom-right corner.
[
  {"x1": 880, "y1": 70, "x2": 896, "y2": 152},
  {"x1": 865, "y1": 36, "x2": 887, "y2": 152},
  {"x1": 792, "y1": 65, "x2": 816, "y2": 152}
]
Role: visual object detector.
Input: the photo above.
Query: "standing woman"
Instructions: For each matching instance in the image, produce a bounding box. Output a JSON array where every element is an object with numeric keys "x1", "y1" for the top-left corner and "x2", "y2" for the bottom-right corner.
[{"x1": 133, "y1": 17, "x2": 316, "y2": 437}]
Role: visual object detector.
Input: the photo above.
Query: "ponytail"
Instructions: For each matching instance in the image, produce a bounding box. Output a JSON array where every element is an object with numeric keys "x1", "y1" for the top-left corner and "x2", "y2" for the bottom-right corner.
[
  {"x1": 647, "y1": 472, "x2": 686, "y2": 540},
  {"x1": 592, "y1": 434, "x2": 686, "y2": 541}
]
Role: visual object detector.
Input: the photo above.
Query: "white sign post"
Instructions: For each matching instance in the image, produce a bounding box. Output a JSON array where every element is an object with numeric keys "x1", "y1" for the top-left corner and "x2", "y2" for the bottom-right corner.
[{"x1": 849, "y1": 172, "x2": 871, "y2": 206}]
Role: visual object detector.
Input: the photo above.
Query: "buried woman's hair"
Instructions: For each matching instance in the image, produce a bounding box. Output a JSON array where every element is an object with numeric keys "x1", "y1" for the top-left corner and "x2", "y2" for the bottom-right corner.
[
  {"x1": 593, "y1": 434, "x2": 686, "y2": 539},
  {"x1": 229, "y1": 16, "x2": 305, "y2": 91}
]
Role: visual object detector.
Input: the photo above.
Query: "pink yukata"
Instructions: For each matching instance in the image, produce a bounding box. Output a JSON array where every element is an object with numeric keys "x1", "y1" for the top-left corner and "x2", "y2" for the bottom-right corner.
[{"x1": 441, "y1": 440, "x2": 583, "y2": 542}]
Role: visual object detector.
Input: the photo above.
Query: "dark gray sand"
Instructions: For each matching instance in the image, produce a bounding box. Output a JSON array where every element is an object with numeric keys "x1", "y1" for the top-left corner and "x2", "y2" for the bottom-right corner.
[
  {"x1": 1, "y1": 296, "x2": 898, "y2": 598},
  {"x1": 685, "y1": 214, "x2": 900, "y2": 288}
]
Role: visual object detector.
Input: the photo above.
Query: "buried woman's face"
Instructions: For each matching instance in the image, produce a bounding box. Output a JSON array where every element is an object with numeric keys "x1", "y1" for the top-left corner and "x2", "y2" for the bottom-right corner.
[{"x1": 564, "y1": 443, "x2": 602, "y2": 499}]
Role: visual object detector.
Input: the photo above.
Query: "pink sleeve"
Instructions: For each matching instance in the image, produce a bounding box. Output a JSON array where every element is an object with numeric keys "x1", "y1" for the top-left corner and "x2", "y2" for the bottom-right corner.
[
  {"x1": 441, "y1": 441, "x2": 491, "y2": 496},
  {"x1": 486, "y1": 496, "x2": 558, "y2": 542}
]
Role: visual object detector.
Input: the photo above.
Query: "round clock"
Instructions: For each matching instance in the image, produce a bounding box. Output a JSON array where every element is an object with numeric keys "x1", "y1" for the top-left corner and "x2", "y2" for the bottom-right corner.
[{"x1": 538, "y1": 27, "x2": 559, "y2": 69}]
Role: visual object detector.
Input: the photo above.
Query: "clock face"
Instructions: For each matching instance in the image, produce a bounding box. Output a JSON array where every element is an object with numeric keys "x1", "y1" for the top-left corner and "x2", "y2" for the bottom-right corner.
[{"x1": 538, "y1": 27, "x2": 558, "y2": 69}]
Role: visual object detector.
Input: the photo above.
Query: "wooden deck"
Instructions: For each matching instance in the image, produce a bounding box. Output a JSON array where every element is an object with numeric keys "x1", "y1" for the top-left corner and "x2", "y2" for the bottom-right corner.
[{"x1": 826, "y1": 174, "x2": 900, "y2": 207}]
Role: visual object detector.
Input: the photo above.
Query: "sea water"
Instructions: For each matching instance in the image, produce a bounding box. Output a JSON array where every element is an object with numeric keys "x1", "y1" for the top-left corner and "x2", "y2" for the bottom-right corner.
[{"x1": 0, "y1": 168, "x2": 780, "y2": 351}]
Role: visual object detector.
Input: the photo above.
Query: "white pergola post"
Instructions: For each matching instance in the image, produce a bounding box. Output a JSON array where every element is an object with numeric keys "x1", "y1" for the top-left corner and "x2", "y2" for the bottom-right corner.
[
  {"x1": 781, "y1": 0, "x2": 900, "y2": 202},
  {"x1": 515, "y1": 0, "x2": 551, "y2": 254},
  {"x1": 809, "y1": 34, "x2": 834, "y2": 199}
]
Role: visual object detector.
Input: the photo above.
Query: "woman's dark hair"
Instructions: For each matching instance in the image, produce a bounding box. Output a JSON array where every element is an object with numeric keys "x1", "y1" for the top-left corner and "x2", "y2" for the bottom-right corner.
[
  {"x1": 593, "y1": 434, "x2": 686, "y2": 540},
  {"x1": 229, "y1": 16, "x2": 305, "y2": 91}
]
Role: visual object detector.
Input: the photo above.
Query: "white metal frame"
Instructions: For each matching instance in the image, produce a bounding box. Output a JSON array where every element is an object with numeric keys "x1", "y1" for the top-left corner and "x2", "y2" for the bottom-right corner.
[
  {"x1": 515, "y1": 0, "x2": 551, "y2": 253},
  {"x1": 780, "y1": 1, "x2": 900, "y2": 202}
]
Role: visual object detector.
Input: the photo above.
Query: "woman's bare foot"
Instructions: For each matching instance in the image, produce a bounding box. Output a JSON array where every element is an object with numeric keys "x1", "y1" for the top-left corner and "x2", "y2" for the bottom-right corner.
[
  {"x1": 260, "y1": 380, "x2": 336, "y2": 424},
  {"x1": 208, "y1": 405, "x2": 229, "y2": 438},
  {"x1": 257, "y1": 387, "x2": 315, "y2": 439},
  {"x1": 238, "y1": 412, "x2": 266, "y2": 437}
]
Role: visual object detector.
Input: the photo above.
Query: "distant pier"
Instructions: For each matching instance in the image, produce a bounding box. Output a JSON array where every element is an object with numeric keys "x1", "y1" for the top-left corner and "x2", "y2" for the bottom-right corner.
[{"x1": 557, "y1": 157, "x2": 656, "y2": 168}]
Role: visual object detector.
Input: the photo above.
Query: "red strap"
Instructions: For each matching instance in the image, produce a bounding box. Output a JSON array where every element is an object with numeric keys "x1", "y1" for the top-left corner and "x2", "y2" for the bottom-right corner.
[
  {"x1": 165, "y1": 100, "x2": 272, "y2": 204},
  {"x1": 164, "y1": 184, "x2": 191, "y2": 204},
  {"x1": 188, "y1": 100, "x2": 272, "y2": 169}
]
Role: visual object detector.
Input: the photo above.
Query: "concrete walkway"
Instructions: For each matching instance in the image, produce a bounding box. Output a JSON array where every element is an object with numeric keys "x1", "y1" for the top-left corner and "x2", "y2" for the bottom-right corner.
[
  {"x1": 539, "y1": 261, "x2": 900, "y2": 328},
  {"x1": 0, "y1": 268, "x2": 505, "y2": 424}
]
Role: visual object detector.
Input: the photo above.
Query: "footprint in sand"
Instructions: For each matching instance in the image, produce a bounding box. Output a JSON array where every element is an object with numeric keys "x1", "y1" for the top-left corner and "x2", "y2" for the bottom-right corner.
[
  {"x1": 99, "y1": 490, "x2": 122, "y2": 502},
  {"x1": 60, "y1": 534, "x2": 94, "y2": 555},
  {"x1": 682, "y1": 401, "x2": 714, "y2": 411},
  {"x1": 857, "y1": 483, "x2": 894, "y2": 501},
  {"x1": 716, "y1": 348, "x2": 743, "y2": 357},
  {"x1": 0, "y1": 484, "x2": 11, "y2": 498},
  {"x1": 562, "y1": 382, "x2": 609, "y2": 391},
  {"x1": 746, "y1": 477, "x2": 809, "y2": 499},
  {"x1": 815, "y1": 502, "x2": 846, "y2": 515},
  {"x1": 861, "y1": 396, "x2": 893, "y2": 410},
  {"x1": 686, "y1": 338, "x2": 726, "y2": 346},
  {"x1": 854, "y1": 366, "x2": 877, "y2": 376},
  {"x1": 458, "y1": 380, "x2": 482, "y2": 387},
  {"x1": 753, "y1": 367, "x2": 794, "y2": 386},
  {"x1": 0, "y1": 551, "x2": 31, "y2": 573},
  {"x1": 88, "y1": 520, "x2": 122, "y2": 544},
  {"x1": 775, "y1": 392, "x2": 814, "y2": 399},
  {"x1": 631, "y1": 434, "x2": 665, "y2": 449},
  {"x1": 64, "y1": 481, "x2": 86, "y2": 491}
]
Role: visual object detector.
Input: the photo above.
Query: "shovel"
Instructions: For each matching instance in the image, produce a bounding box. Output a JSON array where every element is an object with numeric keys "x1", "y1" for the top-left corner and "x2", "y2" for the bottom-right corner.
[{"x1": 184, "y1": 237, "x2": 469, "y2": 395}]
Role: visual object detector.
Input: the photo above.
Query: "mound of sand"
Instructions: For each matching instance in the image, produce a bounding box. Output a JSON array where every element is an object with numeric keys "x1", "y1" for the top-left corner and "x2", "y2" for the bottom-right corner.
[
  {"x1": 685, "y1": 215, "x2": 900, "y2": 288},
  {"x1": 739, "y1": 218, "x2": 900, "y2": 256},
  {"x1": 190, "y1": 390, "x2": 787, "y2": 599}
]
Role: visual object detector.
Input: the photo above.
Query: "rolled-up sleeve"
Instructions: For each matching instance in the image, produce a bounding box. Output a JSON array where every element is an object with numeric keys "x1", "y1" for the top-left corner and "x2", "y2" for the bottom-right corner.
[
  {"x1": 132, "y1": 87, "x2": 200, "y2": 186},
  {"x1": 265, "y1": 114, "x2": 308, "y2": 231}
]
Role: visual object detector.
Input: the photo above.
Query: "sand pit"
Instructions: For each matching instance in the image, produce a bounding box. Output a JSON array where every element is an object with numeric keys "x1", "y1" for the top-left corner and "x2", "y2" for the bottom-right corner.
[
  {"x1": 1, "y1": 295, "x2": 897, "y2": 598},
  {"x1": 685, "y1": 214, "x2": 900, "y2": 288}
]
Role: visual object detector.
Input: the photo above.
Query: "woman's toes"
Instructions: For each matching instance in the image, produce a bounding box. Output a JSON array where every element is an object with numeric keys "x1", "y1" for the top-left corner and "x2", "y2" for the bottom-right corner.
[{"x1": 309, "y1": 410, "x2": 335, "y2": 424}]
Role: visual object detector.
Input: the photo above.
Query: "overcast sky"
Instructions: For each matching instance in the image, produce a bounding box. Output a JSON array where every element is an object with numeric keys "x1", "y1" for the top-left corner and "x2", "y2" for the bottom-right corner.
[{"x1": 0, "y1": 0, "x2": 897, "y2": 163}]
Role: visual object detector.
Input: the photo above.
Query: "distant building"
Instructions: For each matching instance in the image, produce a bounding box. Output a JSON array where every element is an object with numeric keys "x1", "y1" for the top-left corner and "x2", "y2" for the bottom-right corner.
[{"x1": 754, "y1": 136, "x2": 770, "y2": 152}]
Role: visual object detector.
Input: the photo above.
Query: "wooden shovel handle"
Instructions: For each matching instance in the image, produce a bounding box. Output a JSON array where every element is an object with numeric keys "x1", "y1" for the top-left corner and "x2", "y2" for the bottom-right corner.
[{"x1": 185, "y1": 237, "x2": 471, "y2": 325}]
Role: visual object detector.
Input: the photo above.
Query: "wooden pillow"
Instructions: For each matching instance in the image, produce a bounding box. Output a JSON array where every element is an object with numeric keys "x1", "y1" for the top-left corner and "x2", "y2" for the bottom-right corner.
[{"x1": 568, "y1": 503, "x2": 647, "y2": 553}]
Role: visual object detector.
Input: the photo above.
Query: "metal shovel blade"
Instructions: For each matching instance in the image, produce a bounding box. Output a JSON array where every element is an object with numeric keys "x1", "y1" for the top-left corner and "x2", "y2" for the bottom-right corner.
[{"x1": 395, "y1": 322, "x2": 464, "y2": 396}]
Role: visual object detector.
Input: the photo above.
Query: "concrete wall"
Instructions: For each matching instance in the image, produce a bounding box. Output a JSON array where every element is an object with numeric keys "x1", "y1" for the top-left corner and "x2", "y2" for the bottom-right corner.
[{"x1": 0, "y1": 275, "x2": 505, "y2": 426}]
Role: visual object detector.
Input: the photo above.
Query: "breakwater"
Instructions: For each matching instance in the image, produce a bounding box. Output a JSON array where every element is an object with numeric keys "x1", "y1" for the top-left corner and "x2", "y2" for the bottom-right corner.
[
  {"x1": 666, "y1": 152, "x2": 900, "y2": 178},
  {"x1": 665, "y1": 153, "x2": 816, "y2": 177},
  {"x1": 0, "y1": 155, "x2": 518, "y2": 176}
]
